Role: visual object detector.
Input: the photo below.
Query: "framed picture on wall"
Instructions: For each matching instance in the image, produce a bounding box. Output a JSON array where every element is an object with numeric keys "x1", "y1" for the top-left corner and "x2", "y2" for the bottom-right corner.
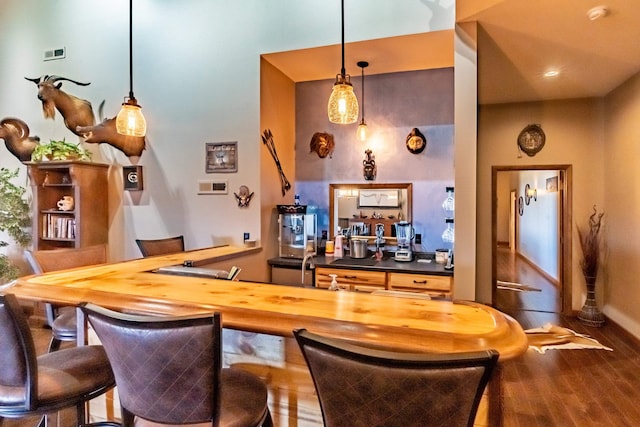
[
  {"x1": 206, "y1": 142, "x2": 238, "y2": 173},
  {"x1": 546, "y1": 176, "x2": 558, "y2": 192},
  {"x1": 358, "y1": 189, "x2": 399, "y2": 208}
]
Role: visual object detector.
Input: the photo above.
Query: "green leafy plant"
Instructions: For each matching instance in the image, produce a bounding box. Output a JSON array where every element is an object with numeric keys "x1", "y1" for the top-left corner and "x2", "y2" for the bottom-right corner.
[
  {"x1": 31, "y1": 138, "x2": 91, "y2": 162},
  {"x1": 0, "y1": 168, "x2": 31, "y2": 281}
]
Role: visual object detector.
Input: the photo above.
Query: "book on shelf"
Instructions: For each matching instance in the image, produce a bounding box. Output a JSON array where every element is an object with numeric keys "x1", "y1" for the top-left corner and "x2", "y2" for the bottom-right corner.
[{"x1": 42, "y1": 214, "x2": 76, "y2": 239}]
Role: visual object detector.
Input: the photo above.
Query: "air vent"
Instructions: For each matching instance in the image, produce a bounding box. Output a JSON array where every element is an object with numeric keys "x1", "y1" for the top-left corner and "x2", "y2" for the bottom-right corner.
[
  {"x1": 198, "y1": 180, "x2": 228, "y2": 195},
  {"x1": 44, "y1": 47, "x2": 66, "y2": 61}
]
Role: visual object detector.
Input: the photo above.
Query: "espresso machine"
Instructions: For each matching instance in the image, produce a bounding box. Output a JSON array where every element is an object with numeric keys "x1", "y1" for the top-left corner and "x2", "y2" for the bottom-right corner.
[
  {"x1": 277, "y1": 205, "x2": 317, "y2": 258},
  {"x1": 394, "y1": 221, "x2": 415, "y2": 262}
]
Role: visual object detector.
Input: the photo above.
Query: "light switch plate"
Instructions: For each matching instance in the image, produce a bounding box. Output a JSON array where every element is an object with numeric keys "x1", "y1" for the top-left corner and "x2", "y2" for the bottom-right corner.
[{"x1": 198, "y1": 180, "x2": 228, "y2": 194}]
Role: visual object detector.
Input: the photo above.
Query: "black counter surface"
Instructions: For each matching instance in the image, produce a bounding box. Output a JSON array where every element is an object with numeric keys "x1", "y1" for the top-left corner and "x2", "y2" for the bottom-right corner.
[{"x1": 268, "y1": 248, "x2": 453, "y2": 276}]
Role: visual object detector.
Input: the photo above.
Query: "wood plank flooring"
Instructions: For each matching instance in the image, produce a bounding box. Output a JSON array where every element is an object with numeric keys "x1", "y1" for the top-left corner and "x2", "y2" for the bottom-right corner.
[{"x1": 495, "y1": 246, "x2": 640, "y2": 426}]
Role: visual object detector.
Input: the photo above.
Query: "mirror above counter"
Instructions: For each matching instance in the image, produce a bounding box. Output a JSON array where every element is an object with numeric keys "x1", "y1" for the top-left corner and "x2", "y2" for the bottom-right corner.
[{"x1": 329, "y1": 183, "x2": 412, "y2": 240}]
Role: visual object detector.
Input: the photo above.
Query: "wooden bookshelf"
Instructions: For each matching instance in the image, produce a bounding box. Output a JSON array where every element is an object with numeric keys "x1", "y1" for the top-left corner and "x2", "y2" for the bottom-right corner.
[{"x1": 27, "y1": 161, "x2": 108, "y2": 250}]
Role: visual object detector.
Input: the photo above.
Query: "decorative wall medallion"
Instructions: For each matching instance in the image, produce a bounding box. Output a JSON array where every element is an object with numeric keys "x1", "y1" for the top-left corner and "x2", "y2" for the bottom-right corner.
[
  {"x1": 517, "y1": 124, "x2": 545, "y2": 157},
  {"x1": 234, "y1": 185, "x2": 254, "y2": 208},
  {"x1": 518, "y1": 196, "x2": 524, "y2": 216},
  {"x1": 405, "y1": 128, "x2": 427, "y2": 154},
  {"x1": 362, "y1": 149, "x2": 376, "y2": 181},
  {"x1": 309, "y1": 132, "x2": 335, "y2": 158}
]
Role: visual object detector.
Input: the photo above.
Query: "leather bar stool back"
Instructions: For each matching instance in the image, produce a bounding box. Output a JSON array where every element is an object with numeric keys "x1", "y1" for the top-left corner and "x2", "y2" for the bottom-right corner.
[
  {"x1": 135, "y1": 235, "x2": 184, "y2": 257},
  {"x1": 81, "y1": 303, "x2": 273, "y2": 427},
  {"x1": 294, "y1": 328, "x2": 499, "y2": 427},
  {"x1": 24, "y1": 244, "x2": 108, "y2": 352},
  {"x1": 0, "y1": 293, "x2": 115, "y2": 425}
]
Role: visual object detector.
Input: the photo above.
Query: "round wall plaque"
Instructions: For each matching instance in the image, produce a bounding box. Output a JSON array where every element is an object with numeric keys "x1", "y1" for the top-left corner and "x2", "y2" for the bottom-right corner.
[{"x1": 517, "y1": 124, "x2": 545, "y2": 157}]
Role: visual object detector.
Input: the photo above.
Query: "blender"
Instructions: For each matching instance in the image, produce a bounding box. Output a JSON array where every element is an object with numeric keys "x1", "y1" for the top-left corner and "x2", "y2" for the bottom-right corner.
[{"x1": 394, "y1": 221, "x2": 415, "y2": 261}]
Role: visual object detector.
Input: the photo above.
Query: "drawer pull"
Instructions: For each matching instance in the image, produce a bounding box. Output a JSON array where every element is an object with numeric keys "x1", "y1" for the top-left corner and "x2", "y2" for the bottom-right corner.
[
  {"x1": 413, "y1": 280, "x2": 427, "y2": 284},
  {"x1": 344, "y1": 275, "x2": 358, "y2": 279}
]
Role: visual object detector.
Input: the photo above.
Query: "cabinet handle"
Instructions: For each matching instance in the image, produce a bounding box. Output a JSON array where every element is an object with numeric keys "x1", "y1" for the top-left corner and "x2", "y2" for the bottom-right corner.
[
  {"x1": 413, "y1": 280, "x2": 427, "y2": 284},
  {"x1": 344, "y1": 275, "x2": 357, "y2": 279}
]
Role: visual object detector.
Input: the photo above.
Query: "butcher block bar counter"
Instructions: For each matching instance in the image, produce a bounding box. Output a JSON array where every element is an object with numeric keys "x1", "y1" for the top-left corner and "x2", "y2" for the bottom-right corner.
[{"x1": 9, "y1": 245, "x2": 527, "y2": 425}]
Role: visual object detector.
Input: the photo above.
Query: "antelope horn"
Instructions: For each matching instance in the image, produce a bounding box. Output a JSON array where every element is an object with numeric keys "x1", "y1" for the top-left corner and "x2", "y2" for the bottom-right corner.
[
  {"x1": 45, "y1": 75, "x2": 91, "y2": 86},
  {"x1": 0, "y1": 117, "x2": 30, "y2": 138},
  {"x1": 24, "y1": 76, "x2": 43, "y2": 84}
]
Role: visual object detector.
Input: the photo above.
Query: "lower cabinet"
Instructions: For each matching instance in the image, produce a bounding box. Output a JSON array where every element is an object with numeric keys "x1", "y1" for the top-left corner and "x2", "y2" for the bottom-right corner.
[
  {"x1": 315, "y1": 267, "x2": 453, "y2": 298},
  {"x1": 315, "y1": 268, "x2": 386, "y2": 292},
  {"x1": 387, "y1": 272, "x2": 452, "y2": 299}
]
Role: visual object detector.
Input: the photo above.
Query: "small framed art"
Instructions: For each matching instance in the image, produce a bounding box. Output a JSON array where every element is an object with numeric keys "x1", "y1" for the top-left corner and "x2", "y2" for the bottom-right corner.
[{"x1": 206, "y1": 142, "x2": 238, "y2": 173}]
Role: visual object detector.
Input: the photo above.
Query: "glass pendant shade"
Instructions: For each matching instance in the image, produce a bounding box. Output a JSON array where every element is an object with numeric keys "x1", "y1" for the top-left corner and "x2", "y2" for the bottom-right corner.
[
  {"x1": 116, "y1": 100, "x2": 147, "y2": 137},
  {"x1": 328, "y1": 77, "x2": 359, "y2": 124},
  {"x1": 356, "y1": 120, "x2": 368, "y2": 141}
]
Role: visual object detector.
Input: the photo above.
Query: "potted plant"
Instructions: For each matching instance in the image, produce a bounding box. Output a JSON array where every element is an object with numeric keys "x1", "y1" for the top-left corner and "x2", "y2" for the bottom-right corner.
[
  {"x1": 0, "y1": 168, "x2": 31, "y2": 284},
  {"x1": 31, "y1": 138, "x2": 91, "y2": 162},
  {"x1": 577, "y1": 205, "x2": 605, "y2": 327}
]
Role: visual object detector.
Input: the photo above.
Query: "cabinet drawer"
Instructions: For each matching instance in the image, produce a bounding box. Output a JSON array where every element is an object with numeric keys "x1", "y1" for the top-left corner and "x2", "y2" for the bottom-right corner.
[
  {"x1": 315, "y1": 267, "x2": 386, "y2": 291},
  {"x1": 388, "y1": 273, "x2": 452, "y2": 293}
]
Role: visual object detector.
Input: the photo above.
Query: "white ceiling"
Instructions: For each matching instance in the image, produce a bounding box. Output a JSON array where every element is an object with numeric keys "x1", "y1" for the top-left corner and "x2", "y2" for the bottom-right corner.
[
  {"x1": 460, "y1": 0, "x2": 640, "y2": 104},
  {"x1": 263, "y1": 0, "x2": 640, "y2": 105}
]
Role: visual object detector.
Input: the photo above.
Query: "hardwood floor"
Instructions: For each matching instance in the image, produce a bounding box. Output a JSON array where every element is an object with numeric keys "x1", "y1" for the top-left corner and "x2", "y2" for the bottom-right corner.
[{"x1": 496, "y1": 246, "x2": 640, "y2": 426}]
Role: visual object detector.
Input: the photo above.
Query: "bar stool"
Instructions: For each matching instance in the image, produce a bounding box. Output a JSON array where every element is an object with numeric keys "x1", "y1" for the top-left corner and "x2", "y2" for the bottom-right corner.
[
  {"x1": 24, "y1": 244, "x2": 108, "y2": 352},
  {"x1": 135, "y1": 235, "x2": 184, "y2": 257},
  {"x1": 0, "y1": 293, "x2": 115, "y2": 426},
  {"x1": 81, "y1": 302, "x2": 273, "y2": 427},
  {"x1": 294, "y1": 328, "x2": 499, "y2": 427}
]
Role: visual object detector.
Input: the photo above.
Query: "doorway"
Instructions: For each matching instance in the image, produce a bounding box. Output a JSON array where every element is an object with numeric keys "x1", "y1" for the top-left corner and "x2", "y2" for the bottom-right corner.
[{"x1": 491, "y1": 165, "x2": 572, "y2": 315}]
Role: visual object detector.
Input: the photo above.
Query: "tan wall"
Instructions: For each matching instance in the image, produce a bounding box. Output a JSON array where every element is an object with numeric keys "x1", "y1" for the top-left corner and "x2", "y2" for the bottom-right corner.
[
  {"x1": 477, "y1": 98, "x2": 605, "y2": 307},
  {"x1": 603, "y1": 72, "x2": 640, "y2": 336}
]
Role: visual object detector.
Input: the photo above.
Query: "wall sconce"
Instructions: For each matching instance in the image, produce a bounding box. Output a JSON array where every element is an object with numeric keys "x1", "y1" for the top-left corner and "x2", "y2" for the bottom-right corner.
[{"x1": 525, "y1": 184, "x2": 537, "y2": 205}]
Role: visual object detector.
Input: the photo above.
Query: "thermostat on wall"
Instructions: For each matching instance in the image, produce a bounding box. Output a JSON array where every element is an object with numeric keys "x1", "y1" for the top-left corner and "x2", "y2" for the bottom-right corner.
[{"x1": 198, "y1": 180, "x2": 228, "y2": 195}]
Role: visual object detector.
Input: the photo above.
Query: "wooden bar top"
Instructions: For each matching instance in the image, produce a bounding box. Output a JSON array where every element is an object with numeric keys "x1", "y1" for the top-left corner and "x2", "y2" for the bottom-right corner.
[{"x1": 9, "y1": 245, "x2": 527, "y2": 360}]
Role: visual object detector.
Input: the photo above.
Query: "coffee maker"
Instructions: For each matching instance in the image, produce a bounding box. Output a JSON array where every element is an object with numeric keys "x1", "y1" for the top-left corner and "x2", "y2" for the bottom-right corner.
[
  {"x1": 394, "y1": 221, "x2": 415, "y2": 262},
  {"x1": 277, "y1": 205, "x2": 317, "y2": 258}
]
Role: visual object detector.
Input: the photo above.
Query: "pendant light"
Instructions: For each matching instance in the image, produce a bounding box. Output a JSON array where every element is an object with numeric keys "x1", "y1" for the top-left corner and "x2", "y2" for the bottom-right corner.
[
  {"x1": 356, "y1": 61, "x2": 368, "y2": 141},
  {"x1": 327, "y1": 0, "x2": 358, "y2": 124},
  {"x1": 116, "y1": 0, "x2": 147, "y2": 137}
]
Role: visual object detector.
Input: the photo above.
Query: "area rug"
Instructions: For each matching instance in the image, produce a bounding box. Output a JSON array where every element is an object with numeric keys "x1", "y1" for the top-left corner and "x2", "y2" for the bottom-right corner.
[
  {"x1": 525, "y1": 323, "x2": 613, "y2": 354},
  {"x1": 497, "y1": 280, "x2": 542, "y2": 292}
]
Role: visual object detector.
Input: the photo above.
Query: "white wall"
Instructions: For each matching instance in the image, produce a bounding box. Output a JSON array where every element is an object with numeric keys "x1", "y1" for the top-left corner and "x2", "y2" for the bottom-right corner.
[
  {"x1": 516, "y1": 170, "x2": 559, "y2": 281},
  {"x1": 0, "y1": 0, "x2": 454, "y2": 271}
]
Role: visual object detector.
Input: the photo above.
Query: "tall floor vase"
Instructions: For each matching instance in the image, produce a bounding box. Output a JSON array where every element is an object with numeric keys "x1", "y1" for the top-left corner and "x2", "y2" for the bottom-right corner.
[{"x1": 578, "y1": 275, "x2": 605, "y2": 327}]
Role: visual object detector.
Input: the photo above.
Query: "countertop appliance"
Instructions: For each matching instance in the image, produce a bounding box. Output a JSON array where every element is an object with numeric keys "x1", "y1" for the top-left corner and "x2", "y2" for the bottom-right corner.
[
  {"x1": 394, "y1": 221, "x2": 415, "y2": 262},
  {"x1": 277, "y1": 205, "x2": 317, "y2": 259}
]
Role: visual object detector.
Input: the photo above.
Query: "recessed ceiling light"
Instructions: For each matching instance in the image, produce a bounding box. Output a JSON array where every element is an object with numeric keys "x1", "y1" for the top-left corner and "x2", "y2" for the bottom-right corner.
[
  {"x1": 544, "y1": 69, "x2": 560, "y2": 78},
  {"x1": 587, "y1": 5, "x2": 609, "y2": 21}
]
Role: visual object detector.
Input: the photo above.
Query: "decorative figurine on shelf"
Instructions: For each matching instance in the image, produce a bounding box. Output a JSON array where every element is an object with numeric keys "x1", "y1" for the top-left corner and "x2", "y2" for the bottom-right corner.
[
  {"x1": 234, "y1": 185, "x2": 254, "y2": 208},
  {"x1": 309, "y1": 131, "x2": 335, "y2": 159},
  {"x1": 363, "y1": 149, "x2": 376, "y2": 181}
]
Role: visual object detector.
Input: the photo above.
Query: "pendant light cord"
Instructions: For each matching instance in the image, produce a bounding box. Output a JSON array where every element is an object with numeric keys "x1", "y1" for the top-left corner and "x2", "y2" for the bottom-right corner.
[
  {"x1": 128, "y1": 0, "x2": 135, "y2": 100},
  {"x1": 361, "y1": 65, "x2": 365, "y2": 119},
  {"x1": 340, "y1": 0, "x2": 345, "y2": 77}
]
